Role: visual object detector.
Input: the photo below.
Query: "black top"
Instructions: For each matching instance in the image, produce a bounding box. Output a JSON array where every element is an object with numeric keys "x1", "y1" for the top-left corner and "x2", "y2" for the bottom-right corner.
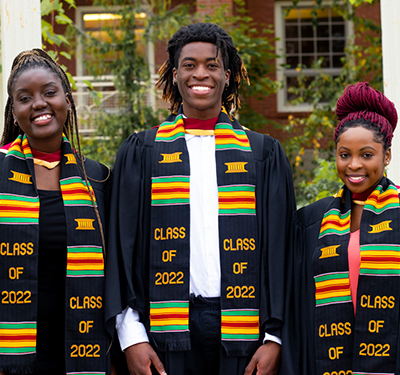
[{"x1": 35, "y1": 189, "x2": 67, "y2": 375}]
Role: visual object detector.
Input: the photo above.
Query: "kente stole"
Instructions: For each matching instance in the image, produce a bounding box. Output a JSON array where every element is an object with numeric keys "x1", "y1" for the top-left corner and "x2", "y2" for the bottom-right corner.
[
  {"x1": 314, "y1": 177, "x2": 400, "y2": 375},
  {"x1": 0, "y1": 135, "x2": 106, "y2": 374},
  {"x1": 150, "y1": 108, "x2": 260, "y2": 356}
]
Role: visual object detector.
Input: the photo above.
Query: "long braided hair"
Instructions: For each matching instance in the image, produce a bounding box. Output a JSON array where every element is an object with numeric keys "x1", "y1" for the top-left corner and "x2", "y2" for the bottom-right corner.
[
  {"x1": 0, "y1": 48, "x2": 108, "y2": 256},
  {"x1": 156, "y1": 22, "x2": 250, "y2": 117}
]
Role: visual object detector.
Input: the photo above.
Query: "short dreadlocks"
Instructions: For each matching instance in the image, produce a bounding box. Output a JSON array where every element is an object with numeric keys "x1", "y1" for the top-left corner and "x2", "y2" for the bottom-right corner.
[{"x1": 156, "y1": 22, "x2": 250, "y2": 117}]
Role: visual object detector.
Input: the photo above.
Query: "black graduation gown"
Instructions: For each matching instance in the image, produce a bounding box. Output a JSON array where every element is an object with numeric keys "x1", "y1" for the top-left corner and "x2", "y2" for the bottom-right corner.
[
  {"x1": 280, "y1": 197, "x2": 333, "y2": 375},
  {"x1": 280, "y1": 195, "x2": 400, "y2": 375},
  {"x1": 105, "y1": 119, "x2": 295, "y2": 372}
]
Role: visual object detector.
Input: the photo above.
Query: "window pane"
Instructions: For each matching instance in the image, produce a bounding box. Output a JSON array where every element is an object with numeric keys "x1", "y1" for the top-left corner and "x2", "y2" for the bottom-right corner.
[
  {"x1": 317, "y1": 25, "x2": 329, "y2": 38},
  {"x1": 286, "y1": 25, "x2": 298, "y2": 38},
  {"x1": 317, "y1": 40, "x2": 329, "y2": 53},
  {"x1": 301, "y1": 40, "x2": 314, "y2": 53},
  {"x1": 314, "y1": 8, "x2": 329, "y2": 18},
  {"x1": 333, "y1": 55, "x2": 343, "y2": 67},
  {"x1": 301, "y1": 24, "x2": 314, "y2": 38},
  {"x1": 302, "y1": 55, "x2": 314, "y2": 68},
  {"x1": 286, "y1": 56, "x2": 299, "y2": 68},
  {"x1": 332, "y1": 24, "x2": 345, "y2": 37},
  {"x1": 285, "y1": 9, "x2": 298, "y2": 22},
  {"x1": 299, "y1": 8, "x2": 314, "y2": 20},
  {"x1": 332, "y1": 39, "x2": 345, "y2": 53},
  {"x1": 286, "y1": 41, "x2": 299, "y2": 54},
  {"x1": 317, "y1": 55, "x2": 330, "y2": 68},
  {"x1": 286, "y1": 76, "x2": 299, "y2": 102}
]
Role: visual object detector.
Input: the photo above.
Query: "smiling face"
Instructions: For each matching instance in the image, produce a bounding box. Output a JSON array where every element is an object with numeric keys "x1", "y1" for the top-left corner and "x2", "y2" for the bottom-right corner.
[
  {"x1": 12, "y1": 67, "x2": 71, "y2": 152},
  {"x1": 336, "y1": 126, "x2": 391, "y2": 194},
  {"x1": 172, "y1": 42, "x2": 231, "y2": 120}
]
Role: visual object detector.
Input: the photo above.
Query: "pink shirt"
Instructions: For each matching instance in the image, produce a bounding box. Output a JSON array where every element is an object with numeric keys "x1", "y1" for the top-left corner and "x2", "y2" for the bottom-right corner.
[{"x1": 348, "y1": 230, "x2": 360, "y2": 314}]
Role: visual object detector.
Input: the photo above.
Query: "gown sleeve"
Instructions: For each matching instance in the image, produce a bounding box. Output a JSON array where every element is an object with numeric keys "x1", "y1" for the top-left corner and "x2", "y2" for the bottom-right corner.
[
  {"x1": 280, "y1": 198, "x2": 332, "y2": 375},
  {"x1": 105, "y1": 133, "x2": 147, "y2": 336},
  {"x1": 279, "y1": 212, "x2": 308, "y2": 375},
  {"x1": 257, "y1": 136, "x2": 296, "y2": 340}
]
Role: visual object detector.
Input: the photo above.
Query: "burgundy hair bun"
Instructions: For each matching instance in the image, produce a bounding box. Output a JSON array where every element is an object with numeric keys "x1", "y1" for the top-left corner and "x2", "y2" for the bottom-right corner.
[{"x1": 334, "y1": 82, "x2": 398, "y2": 145}]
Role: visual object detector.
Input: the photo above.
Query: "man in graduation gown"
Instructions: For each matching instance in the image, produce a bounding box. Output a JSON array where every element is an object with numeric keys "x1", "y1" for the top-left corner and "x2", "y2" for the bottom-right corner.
[{"x1": 105, "y1": 22, "x2": 295, "y2": 375}]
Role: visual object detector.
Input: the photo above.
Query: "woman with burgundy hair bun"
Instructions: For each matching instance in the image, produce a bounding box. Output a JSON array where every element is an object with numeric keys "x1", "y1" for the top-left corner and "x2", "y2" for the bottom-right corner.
[{"x1": 280, "y1": 82, "x2": 400, "y2": 375}]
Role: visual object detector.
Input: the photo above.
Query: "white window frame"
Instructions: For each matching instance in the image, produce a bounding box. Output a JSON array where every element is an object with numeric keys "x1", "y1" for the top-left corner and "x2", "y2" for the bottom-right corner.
[
  {"x1": 74, "y1": 5, "x2": 157, "y2": 113},
  {"x1": 75, "y1": 5, "x2": 155, "y2": 78},
  {"x1": 275, "y1": 1, "x2": 353, "y2": 112}
]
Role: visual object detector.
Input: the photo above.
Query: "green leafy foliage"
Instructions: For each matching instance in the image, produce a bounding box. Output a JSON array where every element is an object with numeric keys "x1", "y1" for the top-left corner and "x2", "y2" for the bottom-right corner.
[
  {"x1": 283, "y1": 0, "x2": 382, "y2": 203},
  {"x1": 296, "y1": 158, "x2": 342, "y2": 207},
  {"x1": 41, "y1": 0, "x2": 75, "y2": 47}
]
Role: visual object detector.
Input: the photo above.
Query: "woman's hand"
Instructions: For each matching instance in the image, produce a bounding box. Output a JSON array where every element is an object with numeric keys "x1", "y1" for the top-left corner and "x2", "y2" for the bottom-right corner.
[{"x1": 125, "y1": 342, "x2": 166, "y2": 375}]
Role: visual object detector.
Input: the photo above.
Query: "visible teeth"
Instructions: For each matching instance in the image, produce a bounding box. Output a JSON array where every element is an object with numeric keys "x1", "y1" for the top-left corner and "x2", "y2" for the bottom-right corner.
[
  {"x1": 192, "y1": 86, "x2": 211, "y2": 92},
  {"x1": 350, "y1": 176, "x2": 364, "y2": 181},
  {"x1": 33, "y1": 114, "x2": 52, "y2": 122}
]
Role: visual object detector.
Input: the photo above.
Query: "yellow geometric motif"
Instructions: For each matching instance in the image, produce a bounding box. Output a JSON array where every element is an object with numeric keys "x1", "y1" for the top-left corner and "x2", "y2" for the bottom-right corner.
[
  {"x1": 368, "y1": 220, "x2": 393, "y2": 234},
  {"x1": 75, "y1": 218, "x2": 95, "y2": 230},
  {"x1": 64, "y1": 154, "x2": 77, "y2": 164},
  {"x1": 159, "y1": 152, "x2": 183, "y2": 163},
  {"x1": 225, "y1": 162, "x2": 248, "y2": 173},
  {"x1": 319, "y1": 245, "x2": 340, "y2": 259},
  {"x1": 9, "y1": 170, "x2": 32, "y2": 184}
]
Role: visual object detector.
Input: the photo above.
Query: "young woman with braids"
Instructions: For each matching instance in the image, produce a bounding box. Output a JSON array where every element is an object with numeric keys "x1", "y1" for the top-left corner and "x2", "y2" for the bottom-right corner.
[
  {"x1": 280, "y1": 82, "x2": 400, "y2": 375},
  {"x1": 106, "y1": 23, "x2": 295, "y2": 375},
  {"x1": 0, "y1": 49, "x2": 111, "y2": 375}
]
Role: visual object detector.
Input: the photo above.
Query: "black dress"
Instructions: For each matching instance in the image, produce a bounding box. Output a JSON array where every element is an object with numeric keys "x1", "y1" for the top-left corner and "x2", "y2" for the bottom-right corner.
[{"x1": 35, "y1": 189, "x2": 67, "y2": 375}]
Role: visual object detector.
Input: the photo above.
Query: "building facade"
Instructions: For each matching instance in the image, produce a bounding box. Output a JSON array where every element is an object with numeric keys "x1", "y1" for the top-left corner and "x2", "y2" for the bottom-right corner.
[{"x1": 53, "y1": 0, "x2": 381, "y2": 141}]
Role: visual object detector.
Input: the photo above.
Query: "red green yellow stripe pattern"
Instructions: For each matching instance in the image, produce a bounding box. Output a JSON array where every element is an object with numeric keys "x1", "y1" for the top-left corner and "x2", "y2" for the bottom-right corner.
[
  {"x1": 319, "y1": 208, "x2": 350, "y2": 238},
  {"x1": 150, "y1": 301, "x2": 189, "y2": 333},
  {"x1": 0, "y1": 321, "x2": 36, "y2": 355},
  {"x1": 4, "y1": 135, "x2": 33, "y2": 160},
  {"x1": 66, "y1": 246, "x2": 104, "y2": 277},
  {"x1": 360, "y1": 244, "x2": 400, "y2": 276},
  {"x1": 0, "y1": 193, "x2": 39, "y2": 225},
  {"x1": 155, "y1": 115, "x2": 185, "y2": 142},
  {"x1": 218, "y1": 184, "x2": 256, "y2": 215},
  {"x1": 365, "y1": 184, "x2": 400, "y2": 214},
  {"x1": 151, "y1": 176, "x2": 190, "y2": 206},
  {"x1": 221, "y1": 309, "x2": 259, "y2": 341},
  {"x1": 314, "y1": 272, "x2": 351, "y2": 307},
  {"x1": 215, "y1": 123, "x2": 252, "y2": 151},
  {"x1": 60, "y1": 176, "x2": 97, "y2": 207}
]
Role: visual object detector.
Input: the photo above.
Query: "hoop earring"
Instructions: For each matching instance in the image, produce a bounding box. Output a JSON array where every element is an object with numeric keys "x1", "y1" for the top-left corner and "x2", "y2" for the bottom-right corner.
[{"x1": 13, "y1": 119, "x2": 18, "y2": 127}]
